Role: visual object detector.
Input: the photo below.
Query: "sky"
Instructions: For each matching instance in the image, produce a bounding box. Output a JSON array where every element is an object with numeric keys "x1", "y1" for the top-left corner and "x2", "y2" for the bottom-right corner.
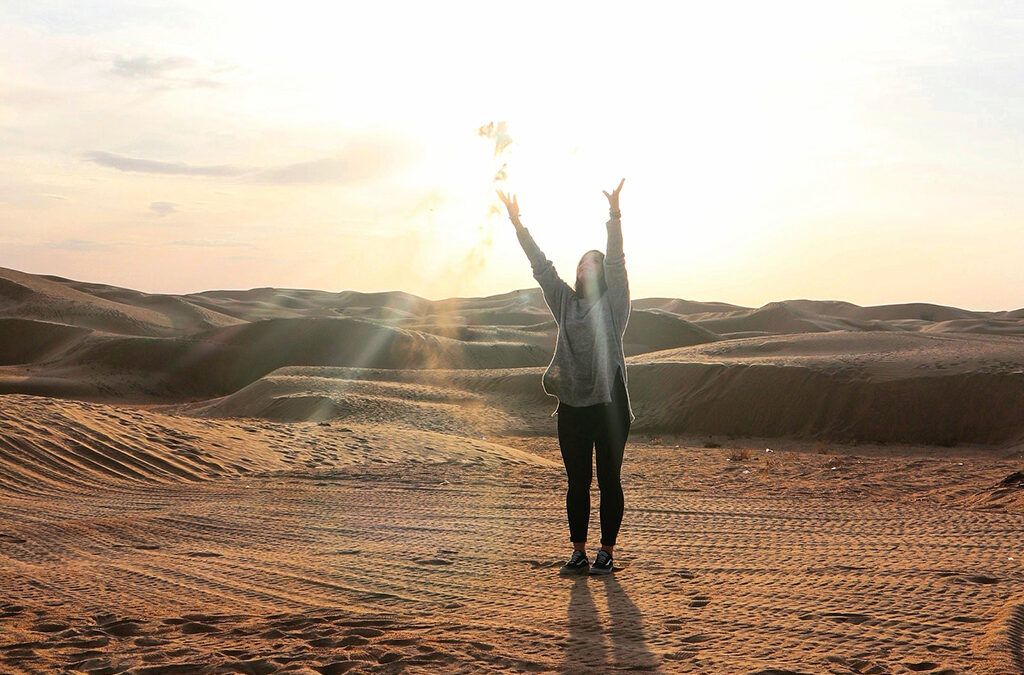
[{"x1": 1, "y1": 1, "x2": 1021, "y2": 310}]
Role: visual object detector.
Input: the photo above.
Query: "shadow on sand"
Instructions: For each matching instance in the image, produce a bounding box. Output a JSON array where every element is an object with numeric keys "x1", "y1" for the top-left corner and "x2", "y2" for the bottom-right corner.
[{"x1": 563, "y1": 574, "x2": 661, "y2": 672}]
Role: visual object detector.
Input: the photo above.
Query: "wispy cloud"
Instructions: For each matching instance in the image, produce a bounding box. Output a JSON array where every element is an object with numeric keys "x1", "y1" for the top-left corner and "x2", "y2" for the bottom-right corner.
[
  {"x1": 85, "y1": 140, "x2": 413, "y2": 185},
  {"x1": 84, "y1": 151, "x2": 247, "y2": 176},
  {"x1": 149, "y1": 201, "x2": 177, "y2": 216},
  {"x1": 250, "y1": 141, "x2": 413, "y2": 185},
  {"x1": 105, "y1": 53, "x2": 234, "y2": 90},
  {"x1": 169, "y1": 240, "x2": 256, "y2": 249},
  {"x1": 111, "y1": 54, "x2": 193, "y2": 78},
  {"x1": 11, "y1": 239, "x2": 113, "y2": 252}
]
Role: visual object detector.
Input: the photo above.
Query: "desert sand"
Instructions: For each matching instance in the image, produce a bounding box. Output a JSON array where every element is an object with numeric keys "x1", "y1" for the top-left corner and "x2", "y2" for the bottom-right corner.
[{"x1": 1, "y1": 264, "x2": 1023, "y2": 674}]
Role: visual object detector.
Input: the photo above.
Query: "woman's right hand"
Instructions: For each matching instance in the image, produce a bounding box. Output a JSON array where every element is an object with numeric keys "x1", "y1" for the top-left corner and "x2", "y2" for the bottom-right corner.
[{"x1": 496, "y1": 189, "x2": 523, "y2": 229}]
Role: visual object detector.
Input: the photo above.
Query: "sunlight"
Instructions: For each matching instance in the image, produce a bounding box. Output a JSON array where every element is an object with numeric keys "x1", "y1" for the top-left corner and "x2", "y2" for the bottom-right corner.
[{"x1": 3, "y1": 0, "x2": 1021, "y2": 308}]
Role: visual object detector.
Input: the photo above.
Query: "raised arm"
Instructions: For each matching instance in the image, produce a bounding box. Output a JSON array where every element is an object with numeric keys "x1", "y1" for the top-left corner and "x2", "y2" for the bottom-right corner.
[
  {"x1": 602, "y1": 178, "x2": 630, "y2": 332},
  {"x1": 497, "y1": 189, "x2": 571, "y2": 319}
]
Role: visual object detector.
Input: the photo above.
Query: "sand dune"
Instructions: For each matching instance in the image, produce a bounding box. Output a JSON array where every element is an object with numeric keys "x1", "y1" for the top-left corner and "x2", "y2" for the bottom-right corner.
[
  {"x1": 0, "y1": 318, "x2": 92, "y2": 366},
  {"x1": 0, "y1": 394, "x2": 552, "y2": 496},
  {"x1": 1, "y1": 266, "x2": 1022, "y2": 446},
  {"x1": 1, "y1": 415, "x2": 1021, "y2": 673},
  {"x1": 171, "y1": 332, "x2": 1024, "y2": 445},
  {"x1": 633, "y1": 296, "x2": 1024, "y2": 338},
  {"x1": 632, "y1": 297, "x2": 750, "y2": 316},
  {"x1": 692, "y1": 301, "x2": 859, "y2": 335},
  {"x1": 405, "y1": 307, "x2": 720, "y2": 357},
  {"x1": 922, "y1": 318, "x2": 1024, "y2": 335},
  {"x1": 0, "y1": 267, "x2": 177, "y2": 336},
  {"x1": 177, "y1": 331, "x2": 1024, "y2": 445},
  {"x1": 2, "y1": 266, "x2": 1024, "y2": 672},
  {"x1": 622, "y1": 309, "x2": 721, "y2": 353},
  {"x1": 0, "y1": 316, "x2": 553, "y2": 402},
  {"x1": 629, "y1": 332, "x2": 1024, "y2": 444},
  {"x1": 185, "y1": 369, "x2": 514, "y2": 434}
]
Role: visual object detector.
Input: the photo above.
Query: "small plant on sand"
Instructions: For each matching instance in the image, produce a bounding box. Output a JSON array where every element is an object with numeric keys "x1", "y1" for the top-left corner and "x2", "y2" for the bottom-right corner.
[
  {"x1": 763, "y1": 456, "x2": 782, "y2": 473},
  {"x1": 703, "y1": 438, "x2": 721, "y2": 449},
  {"x1": 728, "y1": 448, "x2": 751, "y2": 462},
  {"x1": 823, "y1": 455, "x2": 844, "y2": 469}
]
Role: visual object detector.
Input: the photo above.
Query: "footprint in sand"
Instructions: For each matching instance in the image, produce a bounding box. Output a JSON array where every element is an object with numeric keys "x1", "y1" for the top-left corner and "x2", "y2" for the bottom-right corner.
[
  {"x1": 96, "y1": 618, "x2": 146, "y2": 636},
  {"x1": 179, "y1": 621, "x2": 220, "y2": 634},
  {"x1": 30, "y1": 620, "x2": 69, "y2": 633},
  {"x1": 345, "y1": 627, "x2": 386, "y2": 638}
]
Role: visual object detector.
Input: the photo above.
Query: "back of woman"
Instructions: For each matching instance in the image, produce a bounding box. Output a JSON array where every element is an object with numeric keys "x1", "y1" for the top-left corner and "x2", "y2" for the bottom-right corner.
[{"x1": 498, "y1": 179, "x2": 634, "y2": 576}]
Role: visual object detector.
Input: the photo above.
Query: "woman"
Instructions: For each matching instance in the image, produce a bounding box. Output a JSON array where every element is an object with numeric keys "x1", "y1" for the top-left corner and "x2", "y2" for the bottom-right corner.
[{"x1": 497, "y1": 179, "x2": 635, "y2": 576}]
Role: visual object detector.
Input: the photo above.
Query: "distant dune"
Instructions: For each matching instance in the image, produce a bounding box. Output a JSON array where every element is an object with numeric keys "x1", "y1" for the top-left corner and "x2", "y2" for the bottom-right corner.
[
  {"x1": 0, "y1": 393, "x2": 553, "y2": 498},
  {"x1": 628, "y1": 331, "x2": 1024, "y2": 445},
  {"x1": 2, "y1": 265, "x2": 1022, "y2": 445}
]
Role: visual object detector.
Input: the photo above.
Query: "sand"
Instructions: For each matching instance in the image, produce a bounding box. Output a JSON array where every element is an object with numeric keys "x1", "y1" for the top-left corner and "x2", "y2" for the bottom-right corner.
[{"x1": 1, "y1": 265, "x2": 1023, "y2": 673}]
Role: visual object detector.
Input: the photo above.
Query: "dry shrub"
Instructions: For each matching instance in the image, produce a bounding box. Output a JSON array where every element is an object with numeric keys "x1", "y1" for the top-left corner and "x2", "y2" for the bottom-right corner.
[
  {"x1": 728, "y1": 448, "x2": 751, "y2": 462},
  {"x1": 814, "y1": 440, "x2": 832, "y2": 455},
  {"x1": 763, "y1": 456, "x2": 782, "y2": 473}
]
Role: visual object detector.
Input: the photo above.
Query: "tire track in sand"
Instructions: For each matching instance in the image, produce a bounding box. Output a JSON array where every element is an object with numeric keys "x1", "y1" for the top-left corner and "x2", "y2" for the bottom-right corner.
[{"x1": 2, "y1": 446, "x2": 1022, "y2": 672}]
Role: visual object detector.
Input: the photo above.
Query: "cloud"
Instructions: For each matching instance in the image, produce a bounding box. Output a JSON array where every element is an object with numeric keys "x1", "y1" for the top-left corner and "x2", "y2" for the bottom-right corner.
[
  {"x1": 169, "y1": 240, "x2": 256, "y2": 249},
  {"x1": 12, "y1": 239, "x2": 113, "y2": 252},
  {"x1": 106, "y1": 53, "x2": 233, "y2": 90},
  {"x1": 149, "y1": 201, "x2": 177, "y2": 216},
  {"x1": 84, "y1": 151, "x2": 247, "y2": 176},
  {"x1": 85, "y1": 139, "x2": 414, "y2": 185},
  {"x1": 111, "y1": 54, "x2": 194, "y2": 78},
  {"x1": 41, "y1": 193, "x2": 67, "y2": 200},
  {"x1": 250, "y1": 141, "x2": 412, "y2": 185}
]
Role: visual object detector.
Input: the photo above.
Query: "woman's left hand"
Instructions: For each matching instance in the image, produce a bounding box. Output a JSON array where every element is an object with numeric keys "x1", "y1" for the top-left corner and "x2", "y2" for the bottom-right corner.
[{"x1": 603, "y1": 178, "x2": 625, "y2": 212}]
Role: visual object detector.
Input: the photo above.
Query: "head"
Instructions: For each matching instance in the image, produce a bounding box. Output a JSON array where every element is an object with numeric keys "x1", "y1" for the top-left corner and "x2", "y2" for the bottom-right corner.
[{"x1": 575, "y1": 249, "x2": 607, "y2": 300}]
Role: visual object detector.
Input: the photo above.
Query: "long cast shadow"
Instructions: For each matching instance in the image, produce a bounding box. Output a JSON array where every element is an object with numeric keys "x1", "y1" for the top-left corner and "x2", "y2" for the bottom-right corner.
[
  {"x1": 1010, "y1": 604, "x2": 1023, "y2": 672},
  {"x1": 597, "y1": 574, "x2": 661, "y2": 671},
  {"x1": 563, "y1": 576, "x2": 608, "y2": 671},
  {"x1": 562, "y1": 575, "x2": 661, "y2": 672}
]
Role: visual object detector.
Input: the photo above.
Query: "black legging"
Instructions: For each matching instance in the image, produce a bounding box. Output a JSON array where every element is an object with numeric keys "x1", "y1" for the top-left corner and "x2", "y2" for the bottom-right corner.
[{"x1": 556, "y1": 366, "x2": 631, "y2": 546}]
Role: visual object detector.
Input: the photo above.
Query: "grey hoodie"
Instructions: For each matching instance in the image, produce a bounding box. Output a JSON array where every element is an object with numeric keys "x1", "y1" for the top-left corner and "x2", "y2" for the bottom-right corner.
[{"x1": 516, "y1": 212, "x2": 635, "y2": 422}]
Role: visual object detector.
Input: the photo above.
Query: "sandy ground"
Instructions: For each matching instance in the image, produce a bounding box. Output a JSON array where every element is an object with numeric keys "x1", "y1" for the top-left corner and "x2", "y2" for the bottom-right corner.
[
  {"x1": 2, "y1": 266, "x2": 1024, "y2": 672},
  {"x1": 2, "y1": 398, "x2": 1023, "y2": 674}
]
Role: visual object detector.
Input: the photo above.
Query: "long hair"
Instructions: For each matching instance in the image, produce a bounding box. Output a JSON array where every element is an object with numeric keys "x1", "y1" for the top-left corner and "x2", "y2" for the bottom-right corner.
[{"x1": 574, "y1": 249, "x2": 608, "y2": 300}]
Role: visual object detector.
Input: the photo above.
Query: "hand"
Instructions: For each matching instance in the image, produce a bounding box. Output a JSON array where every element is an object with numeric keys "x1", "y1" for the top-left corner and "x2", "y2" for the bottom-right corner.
[
  {"x1": 496, "y1": 189, "x2": 522, "y2": 228},
  {"x1": 602, "y1": 178, "x2": 625, "y2": 212}
]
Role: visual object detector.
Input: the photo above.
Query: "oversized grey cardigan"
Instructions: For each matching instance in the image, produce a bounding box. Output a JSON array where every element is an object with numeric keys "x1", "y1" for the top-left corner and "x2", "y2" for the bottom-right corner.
[{"x1": 516, "y1": 212, "x2": 636, "y2": 422}]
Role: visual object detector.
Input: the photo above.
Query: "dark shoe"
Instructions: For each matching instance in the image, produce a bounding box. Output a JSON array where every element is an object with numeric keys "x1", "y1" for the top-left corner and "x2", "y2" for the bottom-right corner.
[
  {"x1": 558, "y1": 550, "x2": 590, "y2": 576},
  {"x1": 589, "y1": 549, "x2": 614, "y2": 575}
]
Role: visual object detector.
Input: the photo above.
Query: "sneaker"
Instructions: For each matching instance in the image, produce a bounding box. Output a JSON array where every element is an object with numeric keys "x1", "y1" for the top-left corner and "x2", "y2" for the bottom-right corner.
[
  {"x1": 558, "y1": 550, "x2": 590, "y2": 576},
  {"x1": 589, "y1": 549, "x2": 614, "y2": 575}
]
